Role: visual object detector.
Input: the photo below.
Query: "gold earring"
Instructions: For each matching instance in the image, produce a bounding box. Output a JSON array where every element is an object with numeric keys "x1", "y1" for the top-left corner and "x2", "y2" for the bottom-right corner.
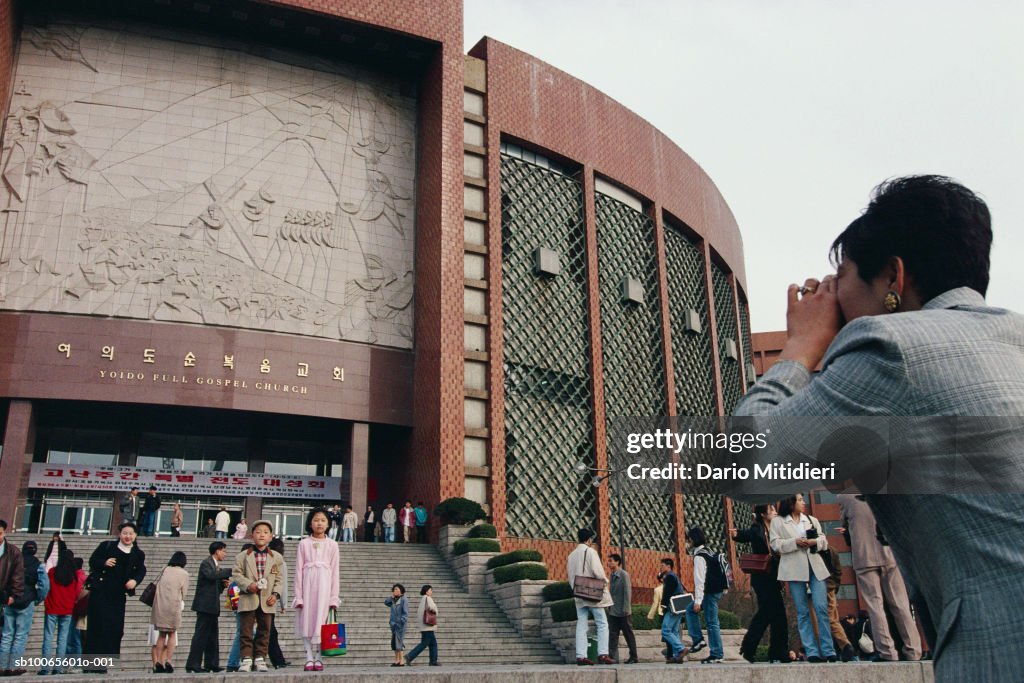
[{"x1": 884, "y1": 290, "x2": 901, "y2": 313}]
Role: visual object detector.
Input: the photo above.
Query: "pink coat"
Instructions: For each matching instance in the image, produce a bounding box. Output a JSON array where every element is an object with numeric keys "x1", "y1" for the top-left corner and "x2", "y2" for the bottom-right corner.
[{"x1": 292, "y1": 536, "x2": 340, "y2": 641}]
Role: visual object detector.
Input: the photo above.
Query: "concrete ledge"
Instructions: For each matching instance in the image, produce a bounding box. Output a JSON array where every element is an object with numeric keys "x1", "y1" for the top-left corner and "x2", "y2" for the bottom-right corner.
[
  {"x1": 485, "y1": 575, "x2": 551, "y2": 635},
  {"x1": 450, "y1": 550, "x2": 500, "y2": 593},
  {"x1": 47, "y1": 661, "x2": 934, "y2": 682}
]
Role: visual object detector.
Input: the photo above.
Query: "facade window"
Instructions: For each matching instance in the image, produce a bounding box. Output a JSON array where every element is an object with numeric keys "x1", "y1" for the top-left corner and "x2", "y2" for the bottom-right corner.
[
  {"x1": 138, "y1": 433, "x2": 247, "y2": 472},
  {"x1": 42, "y1": 428, "x2": 118, "y2": 466},
  {"x1": 500, "y1": 142, "x2": 568, "y2": 175}
]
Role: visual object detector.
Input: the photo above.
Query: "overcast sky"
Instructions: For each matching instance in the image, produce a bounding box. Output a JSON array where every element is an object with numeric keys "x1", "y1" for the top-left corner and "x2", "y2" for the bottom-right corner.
[{"x1": 464, "y1": 0, "x2": 1023, "y2": 333}]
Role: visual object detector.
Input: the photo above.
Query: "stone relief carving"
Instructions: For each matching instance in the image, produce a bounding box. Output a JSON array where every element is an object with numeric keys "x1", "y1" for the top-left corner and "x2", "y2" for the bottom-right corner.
[{"x1": 0, "y1": 19, "x2": 416, "y2": 348}]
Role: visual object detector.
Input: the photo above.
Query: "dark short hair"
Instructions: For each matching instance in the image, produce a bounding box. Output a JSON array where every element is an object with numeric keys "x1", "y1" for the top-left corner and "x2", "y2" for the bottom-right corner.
[
  {"x1": 148, "y1": 485, "x2": 157, "y2": 491},
  {"x1": 778, "y1": 495, "x2": 799, "y2": 519},
  {"x1": 345, "y1": 506, "x2": 352, "y2": 511},
  {"x1": 660, "y1": 557, "x2": 674, "y2": 569},
  {"x1": 305, "y1": 507, "x2": 330, "y2": 534},
  {"x1": 130, "y1": 487, "x2": 138, "y2": 492},
  {"x1": 830, "y1": 175, "x2": 992, "y2": 302},
  {"x1": 0, "y1": 519, "x2": 6, "y2": 530},
  {"x1": 420, "y1": 584, "x2": 432, "y2": 595},
  {"x1": 686, "y1": 527, "x2": 707, "y2": 547},
  {"x1": 118, "y1": 521, "x2": 138, "y2": 534},
  {"x1": 268, "y1": 537, "x2": 285, "y2": 554},
  {"x1": 22, "y1": 541, "x2": 37, "y2": 556},
  {"x1": 168, "y1": 551, "x2": 187, "y2": 568},
  {"x1": 209, "y1": 541, "x2": 227, "y2": 555},
  {"x1": 392, "y1": 583, "x2": 405, "y2": 594},
  {"x1": 609, "y1": 553, "x2": 622, "y2": 564},
  {"x1": 577, "y1": 528, "x2": 594, "y2": 543}
]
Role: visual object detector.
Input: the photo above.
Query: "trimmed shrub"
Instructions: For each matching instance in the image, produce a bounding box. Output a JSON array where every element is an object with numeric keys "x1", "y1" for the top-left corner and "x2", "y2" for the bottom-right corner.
[
  {"x1": 466, "y1": 523, "x2": 497, "y2": 539},
  {"x1": 631, "y1": 604, "x2": 660, "y2": 630},
  {"x1": 486, "y1": 549, "x2": 543, "y2": 570},
  {"x1": 548, "y1": 598, "x2": 576, "y2": 623},
  {"x1": 435, "y1": 497, "x2": 487, "y2": 524},
  {"x1": 452, "y1": 538, "x2": 500, "y2": 555},
  {"x1": 493, "y1": 562, "x2": 548, "y2": 584},
  {"x1": 541, "y1": 581, "x2": 573, "y2": 602}
]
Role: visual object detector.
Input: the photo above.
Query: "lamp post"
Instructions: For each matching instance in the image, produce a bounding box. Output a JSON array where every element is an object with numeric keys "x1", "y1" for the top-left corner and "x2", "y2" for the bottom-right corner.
[{"x1": 575, "y1": 461, "x2": 627, "y2": 570}]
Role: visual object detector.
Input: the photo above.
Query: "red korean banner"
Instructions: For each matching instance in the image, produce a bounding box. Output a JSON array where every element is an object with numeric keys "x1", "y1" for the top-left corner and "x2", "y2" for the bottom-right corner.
[{"x1": 28, "y1": 463, "x2": 342, "y2": 500}]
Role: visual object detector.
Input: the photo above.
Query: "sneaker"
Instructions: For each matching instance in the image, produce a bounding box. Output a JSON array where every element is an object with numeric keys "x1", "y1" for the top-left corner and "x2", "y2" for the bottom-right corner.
[
  {"x1": 237, "y1": 658, "x2": 252, "y2": 672},
  {"x1": 701, "y1": 656, "x2": 723, "y2": 664},
  {"x1": 689, "y1": 639, "x2": 706, "y2": 654},
  {"x1": 254, "y1": 658, "x2": 269, "y2": 673}
]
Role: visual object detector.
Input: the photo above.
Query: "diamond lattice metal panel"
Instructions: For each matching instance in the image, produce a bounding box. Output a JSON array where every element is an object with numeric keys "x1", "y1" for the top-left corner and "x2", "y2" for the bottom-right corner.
[
  {"x1": 500, "y1": 155, "x2": 598, "y2": 540},
  {"x1": 713, "y1": 264, "x2": 742, "y2": 416},
  {"x1": 594, "y1": 192, "x2": 674, "y2": 552},
  {"x1": 664, "y1": 227, "x2": 715, "y2": 417}
]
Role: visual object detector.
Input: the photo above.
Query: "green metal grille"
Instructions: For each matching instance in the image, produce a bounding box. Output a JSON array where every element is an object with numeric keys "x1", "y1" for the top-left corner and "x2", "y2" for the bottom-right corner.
[
  {"x1": 594, "y1": 192, "x2": 674, "y2": 552},
  {"x1": 500, "y1": 154, "x2": 598, "y2": 540},
  {"x1": 713, "y1": 264, "x2": 742, "y2": 416},
  {"x1": 739, "y1": 298, "x2": 754, "y2": 385},
  {"x1": 664, "y1": 226, "x2": 714, "y2": 417}
]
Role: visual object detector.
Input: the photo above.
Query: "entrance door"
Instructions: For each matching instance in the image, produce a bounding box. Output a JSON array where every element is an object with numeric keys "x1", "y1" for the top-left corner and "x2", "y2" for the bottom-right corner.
[
  {"x1": 263, "y1": 504, "x2": 313, "y2": 539},
  {"x1": 40, "y1": 497, "x2": 113, "y2": 535}
]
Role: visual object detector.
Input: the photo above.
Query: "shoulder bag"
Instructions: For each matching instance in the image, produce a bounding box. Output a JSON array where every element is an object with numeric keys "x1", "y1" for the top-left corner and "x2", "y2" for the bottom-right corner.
[
  {"x1": 140, "y1": 567, "x2": 166, "y2": 607},
  {"x1": 424, "y1": 601, "x2": 437, "y2": 626},
  {"x1": 571, "y1": 548, "x2": 604, "y2": 601}
]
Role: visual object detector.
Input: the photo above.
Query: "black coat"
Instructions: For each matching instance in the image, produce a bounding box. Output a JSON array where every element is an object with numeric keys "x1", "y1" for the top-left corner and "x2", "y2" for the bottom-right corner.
[
  {"x1": 660, "y1": 571, "x2": 683, "y2": 608},
  {"x1": 87, "y1": 540, "x2": 147, "y2": 597},
  {"x1": 191, "y1": 556, "x2": 232, "y2": 615}
]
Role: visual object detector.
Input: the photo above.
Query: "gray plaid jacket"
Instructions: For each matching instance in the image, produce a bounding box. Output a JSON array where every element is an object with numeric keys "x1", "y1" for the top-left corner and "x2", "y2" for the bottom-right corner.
[{"x1": 734, "y1": 287, "x2": 1024, "y2": 682}]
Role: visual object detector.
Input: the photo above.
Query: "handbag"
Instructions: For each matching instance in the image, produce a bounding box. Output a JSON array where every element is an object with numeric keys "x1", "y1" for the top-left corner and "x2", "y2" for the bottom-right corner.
[
  {"x1": 858, "y1": 630, "x2": 875, "y2": 654},
  {"x1": 320, "y1": 608, "x2": 347, "y2": 657},
  {"x1": 140, "y1": 567, "x2": 166, "y2": 607},
  {"x1": 738, "y1": 553, "x2": 772, "y2": 574},
  {"x1": 571, "y1": 548, "x2": 605, "y2": 602},
  {"x1": 424, "y1": 603, "x2": 437, "y2": 626}
]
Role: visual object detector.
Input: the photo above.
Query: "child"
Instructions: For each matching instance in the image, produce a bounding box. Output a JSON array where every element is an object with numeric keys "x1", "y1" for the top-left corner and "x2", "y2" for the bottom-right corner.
[
  {"x1": 293, "y1": 508, "x2": 340, "y2": 671},
  {"x1": 384, "y1": 583, "x2": 408, "y2": 666},
  {"x1": 230, "y1": 520, "x2": 284, "y2": 673},
  {"x1": 404, "y1": 585, "x2": 439, "y2": 666}
]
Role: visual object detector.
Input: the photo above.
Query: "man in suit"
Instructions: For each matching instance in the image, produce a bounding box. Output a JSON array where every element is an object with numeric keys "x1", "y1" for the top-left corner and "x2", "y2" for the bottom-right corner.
[
  {"x1": 118, "y1": 487, "x2": 140, "y2": 525},
  {"x1": 837, "y1": 494, "x2": 921, "y2": 662},
  {"x1": 606, "y1": 553, "x2": 638, "y2": 664},
  {"x1": 733, "y1": 176, "x2": 1024, "y2": 681},
  {"x1": 185, "y1": 541, "x2": 232, "y2": 673},
  {"x1": 231, "y1": 520, "x2": 284, "y2": 673}
]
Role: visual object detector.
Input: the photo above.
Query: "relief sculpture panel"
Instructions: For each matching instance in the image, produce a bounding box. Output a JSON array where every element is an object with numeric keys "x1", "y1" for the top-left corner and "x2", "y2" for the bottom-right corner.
[{"x1": 0, "y1": 19, "x2": 417, "y2": 348}]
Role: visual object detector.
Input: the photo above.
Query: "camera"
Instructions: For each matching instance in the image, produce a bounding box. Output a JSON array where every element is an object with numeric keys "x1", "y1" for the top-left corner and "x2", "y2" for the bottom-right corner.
[{"x1": 805, "y1": 528, "x2": 819, "y2": 553}]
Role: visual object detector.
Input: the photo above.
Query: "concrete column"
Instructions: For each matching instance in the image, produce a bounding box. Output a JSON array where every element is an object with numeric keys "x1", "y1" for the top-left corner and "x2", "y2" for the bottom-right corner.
[
  {"x1": 0, "y1": 400, "x2": 35, "y2": 527},
  {"x1": 245, "y1": 438, "x2": 266, "y2": 524},
  {"x1": 349, "y1": 423, "x2": 369, "y2": 537}
]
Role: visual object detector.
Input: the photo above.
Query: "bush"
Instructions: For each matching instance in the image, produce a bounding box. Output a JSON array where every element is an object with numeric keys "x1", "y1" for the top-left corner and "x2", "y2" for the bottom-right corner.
[
  {"x1": 493, "y1": 562, "x2": 548, "y2": 584},
  {"x1": 486, "y1": 549, "x2": 542, "y2": 570},
  {"x1": 435, "y1": 497, "x2": 487, "y2": 524},
  {"x1": 466, "y1": 523, "x2": 497, "y2": 539},
  {"x1": 548, "y1": 598, "x2": 576, "y2": 623},
  {"x1": 452, "y1": 538, "x2": 499, "y2": 555},
  {"x1": 541, "y1": 581, "x2": 573, "y2": 602},
  {"x1": 631, "y1": 604, "x2": 660, "y2": 630}
]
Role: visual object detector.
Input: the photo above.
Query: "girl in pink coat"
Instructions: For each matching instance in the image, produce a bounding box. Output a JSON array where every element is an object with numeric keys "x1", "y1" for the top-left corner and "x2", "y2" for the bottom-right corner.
[{"x1": 292, "y1": 508, "x2": 340, "y2": 671}]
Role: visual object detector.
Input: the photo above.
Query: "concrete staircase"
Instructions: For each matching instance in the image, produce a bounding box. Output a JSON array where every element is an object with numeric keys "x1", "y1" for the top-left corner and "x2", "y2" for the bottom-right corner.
[{"x1": 17, "y1": 534, "x2": 562, "y2": 672}]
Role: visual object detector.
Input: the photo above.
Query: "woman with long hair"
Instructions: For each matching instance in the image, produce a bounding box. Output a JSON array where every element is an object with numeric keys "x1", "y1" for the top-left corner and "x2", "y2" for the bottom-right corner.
[
  {"x1": 40, "y1": 548, "x2": 85, "y2": 675},
  {"x1": 732, "y1": 503, "x2": 788, "y2": 662},
  {"x1": 770, "y1": 494, "x2": 834, "y2": 662},
  {"x1": 149, "y1": 551, "x2": 189, "y2": 673}
]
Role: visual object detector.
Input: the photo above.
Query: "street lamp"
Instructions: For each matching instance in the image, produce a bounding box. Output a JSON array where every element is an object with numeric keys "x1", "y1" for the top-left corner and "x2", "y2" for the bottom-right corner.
[{"x1": 575, "y1": 460, "x2": 628, "y2": 569}]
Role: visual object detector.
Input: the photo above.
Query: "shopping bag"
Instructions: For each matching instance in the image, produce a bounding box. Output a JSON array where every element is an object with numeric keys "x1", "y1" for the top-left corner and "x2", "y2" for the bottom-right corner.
[{"x1": 321, "y1": 608, "x2": 347, "y2": 656}]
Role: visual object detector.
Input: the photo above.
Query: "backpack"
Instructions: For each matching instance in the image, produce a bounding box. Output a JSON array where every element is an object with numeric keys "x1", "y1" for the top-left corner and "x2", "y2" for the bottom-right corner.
[{"x1": 697, "y1": 548, "x2": 733, "y2": 594}]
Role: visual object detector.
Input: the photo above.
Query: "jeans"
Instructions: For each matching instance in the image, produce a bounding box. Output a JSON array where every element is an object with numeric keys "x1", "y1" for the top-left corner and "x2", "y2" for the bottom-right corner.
[
  {"x1": 685, "y1": 591, "x2": 724, "y2": 659},
  {"x1": 574, "y1": 605, "x2": 608, "y2": 659},
  {"x1": 65, "y1": 626, "x2": 82, "y2": 657},
  {"x1": 141, "y1": 510, "x2": 156, "y2": 536},
  {"x1": 216, "y1": 531, "x2": 227, "y2": 539},
  {"x1": 384, "y1": 526, "x2": 395, "y2": 543},
  {"x1": 406, "y1": 631, "x2": 438, "y2": 664},
  {"x1": 0, "y1": 603, "x2": 35, "y2": 670},
  {"x1": 227, "y1": 611, "x2": 241, "y2": 668},
  {"x1": 342, "y1": 528, "x2": 353, "y2": 543},
  {"x1": 789, "y1": 575, "x2": 836, "y2": 658},
  {"x1": 41, "y1": 614, "x2": 72, "y2": 674},
  {"x1": 660, "y1": 609, "x2": 685, "y2": 658}
]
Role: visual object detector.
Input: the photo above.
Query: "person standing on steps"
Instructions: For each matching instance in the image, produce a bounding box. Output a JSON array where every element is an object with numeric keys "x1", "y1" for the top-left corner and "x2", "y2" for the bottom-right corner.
[
  {"x1": 185, "y1": 541, "x2": 232, "y2": 674},
  {"x1": 141, "y1": 485, "x2": 161, "y2": 537},
  {"x1": 414, "y1": 502, "x2": 428, "y2": 543},
  {"x1": 293, "y1": 508, "x2": 340, "y2": 672},
  {"x1": 606, "y1": 553, "x2": 638, "y2": 664},
  {"x1": 731, "y1": 503, "x2": 789, "y2": 663},
  {"x1": 170, "y1": 503, "x2": 183, "y2": 538},
  {"x1": 230, "y1": 520, "x2": 284, "y2": 673},
  {"x1": 364, "y1": 506, "x2": 377, "y2": 542},
  {"x1": 215, "y1": 508, "x2": 231, "y2": 539},
  {"x1": 148, "y1": 551, "x2": 188, "y2": 674},
  {"x1": 399, "y1": 501, "x2": 415, "y2": 544},
  {"x1": 382, "y1": 503, "x2": 397, "y2": 544},
  {"x1": 566, "y1": 527, "x2": 616, "y2": 666},
  {"x1": 341, "y1": 506, "x2": 358, "y2": 544},
  {"x1": 384, "y1": 583, "x2": 408, "y2": 666}
]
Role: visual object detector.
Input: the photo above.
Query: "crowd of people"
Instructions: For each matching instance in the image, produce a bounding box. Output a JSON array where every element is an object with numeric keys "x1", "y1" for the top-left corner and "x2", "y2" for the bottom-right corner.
[{"x1": 0, "y1": 506, "x2": 444, "y2": 676}]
